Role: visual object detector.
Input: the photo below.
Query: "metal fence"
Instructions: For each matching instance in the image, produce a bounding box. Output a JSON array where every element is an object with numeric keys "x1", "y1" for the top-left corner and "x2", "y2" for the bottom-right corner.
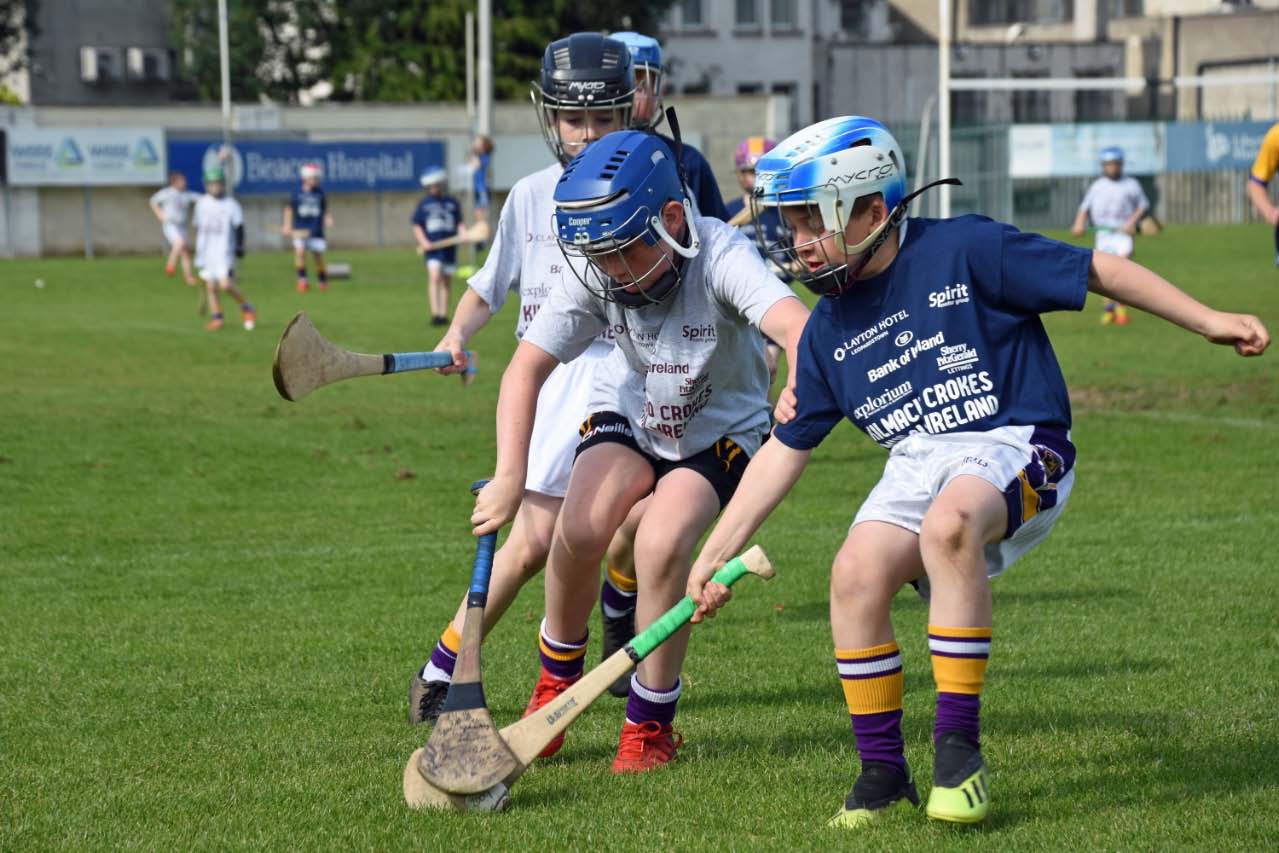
[{"x1": 889, "y1": 121, "x2": 1278, "y2": 231}]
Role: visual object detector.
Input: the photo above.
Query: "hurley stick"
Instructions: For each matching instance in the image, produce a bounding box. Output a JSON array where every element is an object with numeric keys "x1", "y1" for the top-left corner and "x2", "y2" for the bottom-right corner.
[
  {"x1": 271, "y1": 312, "x2": 474, "y2": 401},
  {"x1": 414, "y1": 481, "x2": 519, "y2": 795},
  {"x1": 404, "y1": 545, "x2": 774, "y2": 808}
]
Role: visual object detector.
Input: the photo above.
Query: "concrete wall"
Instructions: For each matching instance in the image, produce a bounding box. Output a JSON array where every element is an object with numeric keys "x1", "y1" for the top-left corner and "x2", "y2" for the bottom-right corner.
[
  {"x1": 1174, "y1": 11, "x2": 1279, "y2": 120},
  {"x1": 0, "y1": 95, "x2": 783, "y2": 256}
]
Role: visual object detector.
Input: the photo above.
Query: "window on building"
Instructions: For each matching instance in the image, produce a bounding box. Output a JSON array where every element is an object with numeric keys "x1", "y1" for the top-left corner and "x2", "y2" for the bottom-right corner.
[
  {"x1": 737, "y1": 82, "x2": 764, "y2": 94},
  {"x1": 1105, "y1": 0, "x2": 1143, "y2": 16},
  {"x1": 969, "y1": 0, "x2": 1073, "y2": 26},
  {"x1": 771, "y1": 0, "x2": 797, "y2": 27},
  {"x1": 951, "y1": 77, "x2": 988, "y2": 126},
  {"x1": 736, "y1": 0, "x2": 759, "y2": 27},
  {"x1": 1074, "y1": 70, "x2": 1116, "y2": 121},
  {"x1": 681, "y1": 0, "x2": 704, "y2": 27},
  {"x1": 1012, "y1": 73, "x2": 1052, "y2": 122}
]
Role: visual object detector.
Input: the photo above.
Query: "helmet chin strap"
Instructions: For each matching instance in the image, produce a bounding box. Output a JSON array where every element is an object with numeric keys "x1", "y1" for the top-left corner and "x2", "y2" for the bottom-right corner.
[
  {"x1": 649, "y1": 199, "x2": 700, "y2": 259},
  {"x1": 828, "y1": 178, "x2": 962, "y2": 294}
]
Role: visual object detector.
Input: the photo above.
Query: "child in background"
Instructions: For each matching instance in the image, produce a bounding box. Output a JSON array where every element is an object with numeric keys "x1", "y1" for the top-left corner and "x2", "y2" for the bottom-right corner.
[
  {"x1": 411, "y1": 168, "x2": 463, "y2": 327},
  {"x1": 1071, "y1": 146, "x2": 1149, "y2": 326},
  {"x1": 149, "y1": 171, "x2": 199, "y2": 285},
  {"x1": 283, "y1": 162, "x2": 333, "y2": 293},
  {"x1": 193, "y1": 166, "x2": 256, "y2": 332}
]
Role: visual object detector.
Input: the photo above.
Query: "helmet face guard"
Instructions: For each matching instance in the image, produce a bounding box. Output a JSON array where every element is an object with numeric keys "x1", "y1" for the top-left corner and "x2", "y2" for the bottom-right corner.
[
  {"x1": 557, "y1": 199, "x2": 700, "y2": 307},
  {"x1": 553, "y1": 130, "x2": 700, "y2": 308},
  {"x1": 532, "y1": 92, "x2": 635, "y2": 165},
  {"x1": 610, "y1": 31, "x2": 663, "y2": 130},
  {"x1": 533, "y1": 34, "x2": 636, "y2": 164}
]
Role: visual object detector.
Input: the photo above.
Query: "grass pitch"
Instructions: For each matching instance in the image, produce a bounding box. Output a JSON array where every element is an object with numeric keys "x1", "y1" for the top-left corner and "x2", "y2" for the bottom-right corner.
[{"x1": 2, "y1": 225, "x2": 1277, "y2": 850}]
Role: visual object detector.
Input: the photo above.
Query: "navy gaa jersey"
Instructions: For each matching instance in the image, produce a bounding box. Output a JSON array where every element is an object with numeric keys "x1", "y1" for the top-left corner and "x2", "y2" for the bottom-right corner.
[
  {"x1": 411, "y1": 194, "x2": 462, "y2": 263},
  {"x1": 725, "y1": 197, "x2": 789, "y2": 279},
  {"x1": 655, "y1": 133, "x2": 730, "y2": 222},
  {"x1": 775, "y1": 215, "x2": 1090, "y2": 451},
  {"x1": 290, "y1": 187, "x2": 327, "y2": 237}
]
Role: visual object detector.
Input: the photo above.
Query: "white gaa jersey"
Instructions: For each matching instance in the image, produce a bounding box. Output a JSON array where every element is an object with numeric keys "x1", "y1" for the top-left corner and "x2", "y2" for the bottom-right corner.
[
  {"x1": 523, "y1": 217, "x2": 797, "y2": 462},
  {"x1": 465, "y1": 162, "x2": 617, "y2": 497},
  {"x1": 1078, "y1": 176, "x2": 1148, "y2": 231},
  {"x1": 150, "y1": 186, "x2": 199, "y2": 226},
  {"x1": 193, "y1": 195, "x2": 243, "y2": 273}
]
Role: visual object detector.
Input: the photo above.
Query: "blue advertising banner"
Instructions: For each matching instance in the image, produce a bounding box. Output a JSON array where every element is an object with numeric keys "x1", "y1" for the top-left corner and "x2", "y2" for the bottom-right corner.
[
  {"x1": 1165, "y1": 121, "x2": 1274, "y2": 173},
  {"x1": 167, "y1": 139, "x2": 446, "y2": 194}
]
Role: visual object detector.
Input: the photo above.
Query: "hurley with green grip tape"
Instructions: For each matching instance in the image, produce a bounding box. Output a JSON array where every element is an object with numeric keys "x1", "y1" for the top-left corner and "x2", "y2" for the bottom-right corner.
[{"x1": 406, "y1": 544, "x2": 777, "y2": 807}]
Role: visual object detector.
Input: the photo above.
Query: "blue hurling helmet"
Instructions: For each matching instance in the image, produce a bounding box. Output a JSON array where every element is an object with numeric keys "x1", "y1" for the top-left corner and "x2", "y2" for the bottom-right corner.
[
  {"x1": 611, "y1": 32, "x2": 664, "y2": 129},
  {"x1": 753, "y1": 116, "x2": 908, "y2": 296},
  {"x1": 554, "y1": 130, "x2": 700, "y2": 307}
]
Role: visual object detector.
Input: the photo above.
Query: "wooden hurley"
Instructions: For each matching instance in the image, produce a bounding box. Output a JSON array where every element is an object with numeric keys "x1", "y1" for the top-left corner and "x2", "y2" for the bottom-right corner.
[{"x1": 405, "y1": 545, "x2": 775, "y2": 808}]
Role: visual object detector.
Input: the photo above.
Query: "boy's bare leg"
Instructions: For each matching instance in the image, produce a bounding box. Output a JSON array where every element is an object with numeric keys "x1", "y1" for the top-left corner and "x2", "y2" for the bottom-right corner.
[
  {"x1": 409, "y1": 491, "x2": 562, "y2": 724},
  {"x1": 917, "y1": 475, "x2": 1005, "y2": 824},
  {"x1": 826, "y1": 521, "x2": 925, "y2": 828}
]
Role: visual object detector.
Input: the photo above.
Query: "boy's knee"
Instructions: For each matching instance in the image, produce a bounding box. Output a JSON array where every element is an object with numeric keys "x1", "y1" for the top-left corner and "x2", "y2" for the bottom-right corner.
[
  {"x1": 830, "y1": 549, "x2": 896, "y2": 609},
  {"x1": 557, "y1": 516, "x2": 611, "y2": 564},
  {"x1": 632, "y1": 533, "x2": 690, "y2": 585},
  {"x1": 919, "y1": 506, "x2": 984, "y2": 559}
]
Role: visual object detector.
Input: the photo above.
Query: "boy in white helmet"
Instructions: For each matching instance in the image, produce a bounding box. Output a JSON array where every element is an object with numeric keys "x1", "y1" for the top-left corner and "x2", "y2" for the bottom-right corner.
[
  {"x1": 1071, "y1": 146, "x2": 1149, "y2": 325},
  {"x1": 149, "y1": 171, "x2": 199, "y2": 285},
  {"x1": 687, "y1": 117, "x2": 1268, "y2": 828},
  {"x1": 283, "y1": 162, "x2": 333, "y2": 293},
  {"x1": 411, "y1": 167, "x2": 462, "y2": 326},
  {"x1": 193, "y1": 166, "x2": 256, "y2": 332}
]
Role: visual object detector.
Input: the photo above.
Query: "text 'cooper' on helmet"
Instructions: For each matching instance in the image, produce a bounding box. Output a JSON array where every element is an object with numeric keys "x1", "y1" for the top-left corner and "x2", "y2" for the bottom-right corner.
[
  {"x1": 553, "y1": 130, "x2": 699, "y2": 307},
  {"x1": 533, "y1": 32, "x2": 636, "y2": 164}
]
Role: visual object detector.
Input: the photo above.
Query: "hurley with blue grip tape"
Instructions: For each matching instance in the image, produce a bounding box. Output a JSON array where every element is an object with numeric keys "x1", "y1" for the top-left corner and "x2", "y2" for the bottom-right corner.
[
  {"x1": 272, "y1": 311, "x2": 476, "y2": 401},
  {"x1": 416, "y1": 479, "x2": 519, "y2": 795}
]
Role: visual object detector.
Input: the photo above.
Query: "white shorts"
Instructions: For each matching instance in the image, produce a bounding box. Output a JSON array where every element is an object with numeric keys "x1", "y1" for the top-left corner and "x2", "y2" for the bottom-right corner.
[
  {"x1": 526, "y1": 341, "x2": 614, "y2": 497},
  {"x1": 1094, "y1": 230, "x2": 1133, "y2": 258},
  {"x1": 853, "y1": 425, "x2": 1076, "y2": 582},
  {"x1": 198, "y1": 263, "x2": 234, "y2": 284},
  {"x1": 293, "y1": 237, "x2": 328, "y2": 253},
  {"x1": 427, "y1": 258, "x2": 457, "y2": 276},
  {"x1": 163, "y1": 222, "x2": 188, "y2": 247}
]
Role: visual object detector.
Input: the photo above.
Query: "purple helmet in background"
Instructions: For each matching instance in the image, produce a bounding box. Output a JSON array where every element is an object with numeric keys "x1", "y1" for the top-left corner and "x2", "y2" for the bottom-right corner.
[{"x1": 734, "y1": 136, "x2": 778, "y2": 170}]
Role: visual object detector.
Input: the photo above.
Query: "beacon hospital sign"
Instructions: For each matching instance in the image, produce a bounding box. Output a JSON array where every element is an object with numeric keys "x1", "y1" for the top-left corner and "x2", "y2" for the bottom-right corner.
[{"x1": 166, "y1": 139, "x2": 445, "y2": 194}]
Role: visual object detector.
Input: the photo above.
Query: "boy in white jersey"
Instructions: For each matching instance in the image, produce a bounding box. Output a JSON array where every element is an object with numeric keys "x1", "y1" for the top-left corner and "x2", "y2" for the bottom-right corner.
[
  {"x1": 470, "y1": 129, "x2": 809, "y2": 771},
  {"x1": 193, "y1": 166, "x2": 256, "y2": 332},
  {"x1": 407, "y1": 33, "x2": 646, "y2": 723},
  {"x1": 1071, "y1": 146, "x2": 1149, "y2": 325},
  {"x1": 685, "y1": 117, "x2": 1267, "y2": 829},
  {"x1": 149, "y1": 171, "x2": 199, "y2": 285}
]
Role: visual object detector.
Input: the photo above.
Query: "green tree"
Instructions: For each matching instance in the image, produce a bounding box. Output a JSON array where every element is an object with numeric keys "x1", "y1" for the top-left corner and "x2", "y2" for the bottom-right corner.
[
  {"x1": 170, "y1": 0, "x2": 337, "y2": 103},
  {"x1": 0, "y1": 0, "x2": 38, "y2": 84},
  {"x1": 170, "y1": 0, "x2": 676, "y2": 104}
]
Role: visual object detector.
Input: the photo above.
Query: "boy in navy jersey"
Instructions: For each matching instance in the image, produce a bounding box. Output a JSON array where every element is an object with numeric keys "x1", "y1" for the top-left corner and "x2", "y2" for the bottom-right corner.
[
  {"x1": 686, "y1": 117, "x2": 1269, "y2": 830},
  {"x1": 282, "y1": 162, "x2": 333, "y2": 293},
  {"x1": 411, "y1": 168, "x2": 462, "y2": 326}
]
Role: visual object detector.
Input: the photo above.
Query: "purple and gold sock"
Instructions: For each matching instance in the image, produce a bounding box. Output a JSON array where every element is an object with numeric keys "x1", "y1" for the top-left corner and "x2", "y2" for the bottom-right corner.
[
  {"x1": 296, "y1": 266, "x2": 307, "y2": 282},
  {"x1": 317, "y1": 261, "x2": 328, "y2": 284},
  {"x1": 538, "y1": 619, "x2": 587, "y2": 681},
  {"x1": 836, "y1": 642, "x2": 906, "y2": 774},
  {"x1": 419, "y1": 623, "x2": 461, "y2": 682},
  {"x1": 625, "y1": 675, "x2": 681, "y2": 726},
  {"x1": 600, "y1": 563, "x2": 637, "y2": 618},
  {"x1": 929, "y1": 624, "x2": 991, "y2": 747}
]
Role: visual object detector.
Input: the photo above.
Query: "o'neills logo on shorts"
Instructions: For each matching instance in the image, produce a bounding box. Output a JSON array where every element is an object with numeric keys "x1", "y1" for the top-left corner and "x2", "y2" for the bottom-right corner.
[{"x1": 581, "y1": 420, "x2": 632, "y2": 442}]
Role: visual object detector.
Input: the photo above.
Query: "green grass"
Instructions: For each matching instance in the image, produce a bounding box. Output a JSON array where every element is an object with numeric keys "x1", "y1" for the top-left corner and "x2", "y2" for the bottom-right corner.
[{"x1": 2, "y1": 224, "x2": 1277, "y2": 850}]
